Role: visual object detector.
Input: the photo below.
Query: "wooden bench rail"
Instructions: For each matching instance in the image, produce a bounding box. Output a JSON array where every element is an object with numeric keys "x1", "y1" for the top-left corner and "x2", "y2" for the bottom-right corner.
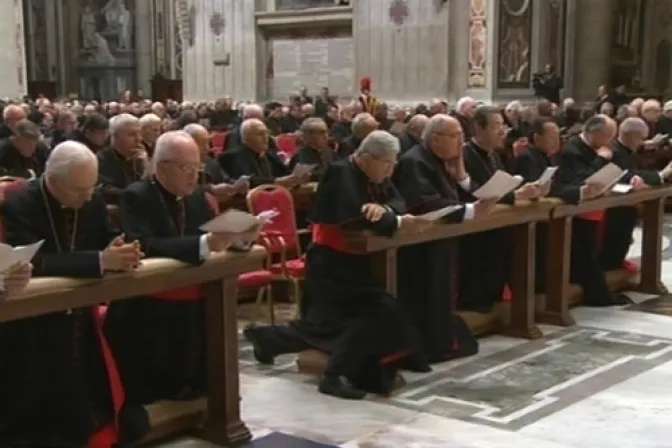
[
  {"x1": 1, "y1": 246, "x2": 266, "y2": 448},
  {"x1": 222, "y1": 182, "x2": 318, "y2": 212}
]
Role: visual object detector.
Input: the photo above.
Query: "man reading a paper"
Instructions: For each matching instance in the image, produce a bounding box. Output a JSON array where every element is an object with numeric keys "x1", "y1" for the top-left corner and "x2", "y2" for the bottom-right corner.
[
  {"x1": 394, "y1": 114, "x2": 494, "y2": 362},
  {"x1": 461, "y1": 106, "x2": 543, "y2": 312},
  {"x1": 289, "y1": 117, "x2": 333, "y2": 181},
  {"x1": 105, "y1": 131, "x2": 248, "y2": 406},
  {"x1": 219, "y1": 118, "x2": 309, "y2": 188},
  {"x1": 0, "y1": 141, "x2": 149, "y2": 447},
  {"x1": 552, "y1": 114, "x2": 633, "y2": 306},
  {"x1": 244, "y1": 131, "x2": 431, "y2": 400},
  {"x1": 601, "y1": 117, "x2": 672, "y2": 270}
]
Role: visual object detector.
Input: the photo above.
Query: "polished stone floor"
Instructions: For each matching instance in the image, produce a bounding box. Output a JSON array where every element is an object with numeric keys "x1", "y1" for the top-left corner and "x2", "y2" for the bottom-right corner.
[{"x1": 161, "y1": 222, "x2": 672, "y2": 447}]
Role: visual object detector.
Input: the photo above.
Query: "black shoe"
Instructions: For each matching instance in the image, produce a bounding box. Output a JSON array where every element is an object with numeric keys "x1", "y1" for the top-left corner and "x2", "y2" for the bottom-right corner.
[
  {"x1": 243, "y1": 324, "x2": 275, "y2": 365},
  {"x1": 400, "y1": 355, "x2": 432, "y2": 372},
  {"x1": 587, "y1": 293, "x2": 634, "y2": 307},
  {"x1": 118, "y1": 404, "x2": 150, "y2": 445},
  {"x1": 318, "y1": 375, "x2": 367, "y2": 400}
]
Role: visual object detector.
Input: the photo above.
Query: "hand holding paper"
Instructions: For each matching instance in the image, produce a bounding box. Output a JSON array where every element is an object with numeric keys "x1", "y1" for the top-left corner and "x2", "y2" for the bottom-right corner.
[
  {"x1": 585, "y1": 163, "x2": 627, "y2": 195},
  {"x1": 0, "y1": 240, "x2": 44, "y2": 276},
  {"x1": 536, "y1": 167, "x2": 559, "y2": 186},
  {"x1": 416, "y1": 205, "x2": 463, "y2": 221},
  {"x1": 473, "y1": 170, "x2": 524, "y2": 201},
  {"x1": 292, "y1": 163, "x2": 317, "y2": 180}
]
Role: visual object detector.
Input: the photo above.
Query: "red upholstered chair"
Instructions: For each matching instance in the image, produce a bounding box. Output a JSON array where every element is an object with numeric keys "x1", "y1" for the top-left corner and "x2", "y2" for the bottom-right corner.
[
  {"x1": 209, "y1": 132, "x2": 229, "y2": 157},
  {"x1": 204, "y1": 191, "x2": 276, "y2": 323},
  {"x1": 276, "y1": 133, "x2": 299, "y2": 160},
  {"x1": 0, "y1": 179, "x2": 29, "y2": 240},
  {"x1": 247, "y1": 184, "x2": 307, "y2": 314}
]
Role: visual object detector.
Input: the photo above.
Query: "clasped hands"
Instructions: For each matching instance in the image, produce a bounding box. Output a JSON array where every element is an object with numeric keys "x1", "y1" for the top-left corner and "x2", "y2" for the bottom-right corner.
[
  {"x1": 101, "y1": 234, "x2": 144, "y2": 272},
  {"x1": 361, "y1": 203, "x2": 433, "y2": 233}
]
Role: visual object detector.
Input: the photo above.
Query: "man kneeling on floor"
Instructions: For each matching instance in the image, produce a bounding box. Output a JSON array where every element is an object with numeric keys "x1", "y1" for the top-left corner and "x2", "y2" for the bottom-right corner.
[{"x1": 245, "y1": 130, "x2": 431, "y2": 399}]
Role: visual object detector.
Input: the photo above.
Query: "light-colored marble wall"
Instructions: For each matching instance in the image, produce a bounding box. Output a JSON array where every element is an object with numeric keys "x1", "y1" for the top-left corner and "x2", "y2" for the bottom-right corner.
[
  {"x1": 135, "y1": 0, "x2": 153, "y2": 96},
  {"x1": 0, "y1": 0, "x2": 27, "y2": 97},
  {"x1": 353, "y1": 0, "x2": 449, "y2": 104},
  {"x1": 182, "y1": 0, "x2": 258, "y2": 101}
]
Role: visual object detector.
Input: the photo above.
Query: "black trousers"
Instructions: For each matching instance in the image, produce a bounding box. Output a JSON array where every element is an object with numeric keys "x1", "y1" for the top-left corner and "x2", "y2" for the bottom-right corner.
[
  {"x1": 570, "y1": 219, "x2": 612, "y2": 305},
  {"x1": 600, "y1": 207, "x2": 638, "y2": 271}
]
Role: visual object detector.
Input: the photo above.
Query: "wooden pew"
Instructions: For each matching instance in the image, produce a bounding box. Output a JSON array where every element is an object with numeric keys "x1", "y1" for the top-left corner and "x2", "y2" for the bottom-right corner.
[
  {"x1": 296, "y1": 201, "x2": 554, "y2": 376},
  {"x1": 0, "y1": 247, "x2": 266, "y2": 447},
  {"x1": 220, "y1": 182, "x2": 318, "y2": 212},
  {"x1": 538, "y1": 187, "x2": 672, "y2": 327}
]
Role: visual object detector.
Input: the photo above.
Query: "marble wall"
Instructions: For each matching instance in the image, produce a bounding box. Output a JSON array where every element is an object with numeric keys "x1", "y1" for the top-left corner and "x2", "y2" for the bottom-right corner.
[
  {"x1": 352, "y1": 0, "x2": 450, "y2": 103},
  {"x1": 181, "y1": 0, "x2": 258, "y2": 101},
  {"x1": 0, "y1": 0, "x2": 27, "y2": 97}
]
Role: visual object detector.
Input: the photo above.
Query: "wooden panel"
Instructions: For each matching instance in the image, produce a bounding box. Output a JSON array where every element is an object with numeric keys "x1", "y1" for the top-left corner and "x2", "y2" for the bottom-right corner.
[
  {"x1": 353, "y1": 0, "x2": 449, "y2": 102},
  {"x1": 183, "y1": 0, "x2": 258, "y2": 100}
]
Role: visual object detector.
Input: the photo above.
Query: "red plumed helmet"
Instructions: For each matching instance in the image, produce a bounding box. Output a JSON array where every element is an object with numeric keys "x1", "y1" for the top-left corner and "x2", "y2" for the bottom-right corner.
[{"x1": 360, "y1": 77, "x2": 371, "y2": 91}]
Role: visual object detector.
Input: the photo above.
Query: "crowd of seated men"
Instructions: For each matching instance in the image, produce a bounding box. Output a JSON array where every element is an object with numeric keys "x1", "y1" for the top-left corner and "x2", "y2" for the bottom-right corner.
[{"x1": 0, "y1": 85, "x2": 670, "y2": 445}]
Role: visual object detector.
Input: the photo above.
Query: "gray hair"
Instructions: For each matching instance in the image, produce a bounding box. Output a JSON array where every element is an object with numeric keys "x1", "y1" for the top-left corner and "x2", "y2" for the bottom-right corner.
[
  {"x1": 2, "y1": 104, "x2": 24, "y2": 121},
  {"x1": 407, "y1": 114, "x2": 429, "y2": 135},
  {"x1": 242, "y1": 104, "x2": 263, "y2": 119},
  {"x1": 505, "y1": 100, "x2": 523, "y2": 113},
  {"x1": 299, "y1": 117, "x2": 326, "y2": 134},
  {"x1": 619, "y1": 117, "x2": 649, "y2": 138},
  {"x1": 109, "y1": 113, "x2": 139, "y2": 143},
  {"x1": 12, "y1": 120, "x2": 41, "y2": 140},
  {"x1": 138, "y1": 113, "x2": 162, "y2": 126},
  {"x1": 582, "y1": 115, "x2": 608, "y2": 134},
  {"x1": 56, "y1": 111, "x2": 76, "y2": 126},
  {"x1": 421, "y1": 114, "x2": 450, "y2": 140},
  {"x1": 183, "y1": 123, "x2": 208, "y2": 138},
  {"x1": 153, "y1": 130, "x2": 194, "y2": 166},
  {"x1": 355, "y1": 130, "x2": 400, "y2": 157},
  {"x1": 351, "y1": 113, "x2": 375, "y2": 134},
  {"x1": 455, "y1": 96, "x2": 475, "y2": 114},
  {"x1": 45, "y1": 140, "x2": 97, "y2": 179},
  {"x1": 240, "y1": 118, "x2": 265, "y2": 144}
]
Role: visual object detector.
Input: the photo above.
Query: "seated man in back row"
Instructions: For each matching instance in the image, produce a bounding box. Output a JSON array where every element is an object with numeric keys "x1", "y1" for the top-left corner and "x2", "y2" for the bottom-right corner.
[{"x1": 245, "y1": 130, "x2": 431, "y2": 400}]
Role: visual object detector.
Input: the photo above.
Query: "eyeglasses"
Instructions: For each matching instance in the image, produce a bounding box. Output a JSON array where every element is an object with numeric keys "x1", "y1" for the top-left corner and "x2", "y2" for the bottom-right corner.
[{"x1": 162, "y1": 160, "x2": 203, "y2": 174}]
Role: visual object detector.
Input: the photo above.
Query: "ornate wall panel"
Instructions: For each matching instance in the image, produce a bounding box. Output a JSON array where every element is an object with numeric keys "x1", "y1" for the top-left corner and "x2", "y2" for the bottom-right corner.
[
  {"x1": 496, "y1": 0, "x2": 533, "y2": 88},
  {"x1": 24, "y1": 0, "x2": 49, "y2": 81},
  {"x1": 609, "y1": 0, "x2": 645, "y2": 87},
  {"x1": 353, "y1": 0, "x2": 450, "y2": 101},
  {"x1": 181, "y1": 0, "x2": 258, "y2": 100},
  {"x1": 546, "y1": 0, "x2": 566, "y2": 75},
  {"x1": 467, "y1": 0, "x2": 487, "y2": 88},
  {"x1": 153, "y1": 0, "x2": 167, "y2": 74}
]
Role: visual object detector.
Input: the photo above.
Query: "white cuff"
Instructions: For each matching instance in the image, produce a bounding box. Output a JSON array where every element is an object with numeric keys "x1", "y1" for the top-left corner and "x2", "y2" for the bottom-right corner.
[
  {"x1": 98, "y1": 251, "x2": 104, "y2": 274},
  {"x1": 458, "y1": 177, "x2": 471, "y2": 191},
  {"x1": 463, "y1": 203, "x2": 475, "y2": 220},
  {"x1": 199, "y1": 234, "x2": 211, "y2": 260},
  {"x1": 396, "y1": 215, "x2": 402, "y2": 228}
]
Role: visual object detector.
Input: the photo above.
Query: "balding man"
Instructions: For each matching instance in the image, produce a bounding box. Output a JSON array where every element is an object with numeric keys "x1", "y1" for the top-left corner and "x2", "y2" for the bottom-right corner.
[
  {"x1": 451, "y1": 97, "x2": 477, "y2": 140},
  {"x1": 50, "y1": 110, "x2": 78, "y2": 150},
  {"x1": 0, "y1": 119, "x2": 49, "y2": 179},
  {"x1": 97, "y1": 113, "x2": 146, "y2": 204},
  {"x1": 0, "y1": 104, "x2": 27, "y2": 139},
  {"x1": 394, "y1": 114, "x2": 495, "y2": 361},
  {"x1": 289, "y1": 117, "x2": 333, "y2": 181},
  {"x1": 218, "y1": 118, "x2": 297, "y2": 188},
  {"x1": 338, "y1": 112, "x2": 378, "y2": 158},
  {"x1": 224, "y1": 103, "x2": 279, "y2": 153},
  {"x1": 398, "y1": 114, "x2": 428, "y2": 153},
  {"x1": 105, "y1": 131, "x2": 242, "y2": 406},
  {"x1": 0, "y1": 141, "x2": 147, "y2": 446},
  {"x1": 552, "y1": 114, "x2": 631, "y2": 306}
]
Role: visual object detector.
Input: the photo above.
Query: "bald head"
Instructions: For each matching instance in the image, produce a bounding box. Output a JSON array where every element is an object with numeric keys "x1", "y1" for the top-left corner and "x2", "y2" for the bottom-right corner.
[
  {"x1": 422, "y1": 114, "x2": 463, "y2": 159},
  {"x1": 46, "y1": 140, "x2": 98, "y2": 208},
  {"x1": 241, "y1": 118, "x2": 269, "y2": 153},
  {"x1": 242, "y1": 104, "x2": 264, "y2": 120},
  {"x1": 183, "y1": 123, "x2": 210, "y2": 155},
  {"x1": 3, "y1": 104, "x2": 27, "y2": 129},
  {"x1": 154, "y1": 130, "x2": 201, "y2": 196},
  {"x1": 406, "y1": 114, "x2": 429, "y2": 139},
  {"x1": 641, "y1": 99, "x2": 662, "y2": 123}
]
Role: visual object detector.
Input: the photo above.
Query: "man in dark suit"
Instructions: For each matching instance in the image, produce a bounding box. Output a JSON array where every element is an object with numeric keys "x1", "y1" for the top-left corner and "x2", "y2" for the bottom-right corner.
[
  {"x1": 0, "y1": 141, "x2": 147, "y2": 447},
  {"x1": 338, "y1": 112, "x2": 378, "y2": 158},
  {"x1": 104, "y1": 131, "x2": 245, "y2": 406},
  {"x1": 397, "y1": 114, "x2": 428, "y2": 153},
  {"x1": 224, "y1": 103, "x2": 279, "y2": 153},
  {"x1": 97, "y1": 113, "x2": 147, "y2": 204},
  {"x1": 0, "y1": 119, "x2": 49, "y2": 179}
]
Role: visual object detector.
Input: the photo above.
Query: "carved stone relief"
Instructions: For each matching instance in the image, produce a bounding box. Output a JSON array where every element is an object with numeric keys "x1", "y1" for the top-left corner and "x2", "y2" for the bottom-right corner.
[{"x1": 467, "y1": 0, "x2": 488, "y2": 88}]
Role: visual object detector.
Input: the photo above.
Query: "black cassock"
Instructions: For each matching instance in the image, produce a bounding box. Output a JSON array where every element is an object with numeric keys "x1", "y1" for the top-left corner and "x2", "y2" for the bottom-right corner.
[
  {"x1": 337, "y1": 134, "x2": 362, "y2": 159},
  {"x1": 288, "y1": 145, "x2": 334, "y2": 182},
  {"x1": 551, "y1": 137, "x2": 617, "y2": 305},
  {"x1": 200, "y1": 155, "x2": 232, "y2": 186},
  {"x1": 104, "y1": 178, "x2": 215, "y2": 406},
  {"x1": 393, "y1": 144, "x2": 478, "y2": 363},
  {"x1": 218, "y1": 145, "x2": 289, "y2": 188},
  {"x1": 0, "y1": 139, "x2": 49, "y2": 179},
  {"x1": 601, "y1": 140, "x2": 662, "y2": 270},
  {"x1": 0, "y1": 181, "x2": 148, "y2": 447},
  {"x1": 511, "y1": 146, "x2": 554, "y2": 293},
  {"x1": 256, "y1": 158, "x2": 427, "y2": 393},
  {"x1": 97, "y1": 147, "x2": 145, "y2": 205},
  {"x1": 460, "y1": 141, "x2": 514, "y2": 311}
]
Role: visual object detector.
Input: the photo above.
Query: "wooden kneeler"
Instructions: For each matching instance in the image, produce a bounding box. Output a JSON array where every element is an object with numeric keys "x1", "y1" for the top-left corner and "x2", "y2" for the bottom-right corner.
[{"x1": 296, "y1": 350, "x2": 407, "y2": 390}]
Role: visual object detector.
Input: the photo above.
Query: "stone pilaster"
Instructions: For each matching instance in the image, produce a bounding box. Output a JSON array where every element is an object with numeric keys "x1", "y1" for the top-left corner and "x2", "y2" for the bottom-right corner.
[{"x1": 0, "y1": 0, "x2": 27, "y2": 97}]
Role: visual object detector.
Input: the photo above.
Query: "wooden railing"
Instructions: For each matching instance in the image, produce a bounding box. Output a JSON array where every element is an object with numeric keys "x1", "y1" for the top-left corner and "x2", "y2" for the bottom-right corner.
[
  {"x1": 0, "y1": 247, "x2": 266, "y2": 447},
  {"x1": 221, "y1": 182, "x2": 318, "y2": 212}
]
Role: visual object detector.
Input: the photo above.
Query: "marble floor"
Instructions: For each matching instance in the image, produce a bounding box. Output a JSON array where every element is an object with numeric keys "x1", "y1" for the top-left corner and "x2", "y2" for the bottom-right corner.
[{"x1": 160, "y1": 222, "x2": 672, "y2": 448}]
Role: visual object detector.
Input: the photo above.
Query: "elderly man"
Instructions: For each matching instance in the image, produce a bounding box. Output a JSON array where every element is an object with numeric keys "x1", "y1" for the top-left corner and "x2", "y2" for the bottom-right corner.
[
  {"x1": 73, "y1": 112, "x2": 109, "y2": 153},
  {"x1": 600, "y1": 117, "x2": 672, "y2": 271},
  {"x1": 0, "y1": 104, "x2": 27, "y2": 139},
  {"x1": 219, "y1": 118, "x2": 300, "y2": 188},
  {"x1": 225, "y1": 103, "x2": 278, "y2": 153},
  {"x1": 394, "y1": 114, "x2": 495, "y2": 362},
  {"x1": 49, "y1": 110, "x2": 78, "y2": 150},
  {"x1": 398, "y1": 114, "x2": 428, "y2": 153},
  {"x1": 245, "y1": 131, "x2": 430, "y2": 399},
  {"x1": 338, "y1": 112, "x2": 378, "y2": 158},
  {"x1": 552, "y1": 114, "x2": 632, "y2": 306},
  {"x1": 184, "y1": 123, "x2": 247, "y2": 200},
  {"x1": 289, "y1": 117, "x2": 333, "y2": 181},
  {"x1": 139, "y1": 113, "x2": 162, "y2": 157},
  {"x1": 460, "y1": 106, "x2": 541, "y2": 312},
  {"x1": 0, "y1": 119, "x2": 49, "y2": 179},
  {"x1": 451, "y1": 96, "x2": 477, "y2": 140},
  {"x1": 105, "y1": 131, "x2": 241, "y2": 406},
  {"x1": 97, "y1": 113, "x2": 146, "y2": 204},
  {"x1": 0, "y1": 141, "x2": 147, "y2": 447}
]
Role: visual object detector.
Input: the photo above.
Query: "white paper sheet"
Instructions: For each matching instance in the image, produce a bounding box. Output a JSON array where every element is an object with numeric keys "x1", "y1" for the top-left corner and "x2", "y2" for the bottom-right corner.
[
  {"x1": 200, "y1": 209, "x2": 260, "y2": 233},
  {"x1": 612, "y1": 183, "x2": 632, "y2": 194},
  {"x1": 585, "y1": 163, "x2": 625, "y2": 187},
  {"x1": 0, "y1": 240, "x2": 44, "y2": 275},
  {"x1": 232, "y1": 175, "x2": 251, "y2": 189},
  {"x1": 291, "y1": 163, "x2": 316, "y2": 178},
  {"x1": 473, "y1": 170, "x2": 524, "y2": 200},
  {"x1": 536, "y1": 166, "x2": 559, "y2": 185},
  {"x1": 416, "y1": 205, "x2": 464, "y2": 221}
]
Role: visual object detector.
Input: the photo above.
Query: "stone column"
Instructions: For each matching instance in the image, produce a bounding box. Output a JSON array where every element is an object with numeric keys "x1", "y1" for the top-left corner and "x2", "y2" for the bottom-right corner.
[
  {"x1": 571, "y1": 0, "x2": 614, "y2": 102},
  {"x1": 0, "y1": 0, "x2": 27, "y2": 97},
  {"x1": 135, "y1": 0, "x2": 153, "y2": 96}
]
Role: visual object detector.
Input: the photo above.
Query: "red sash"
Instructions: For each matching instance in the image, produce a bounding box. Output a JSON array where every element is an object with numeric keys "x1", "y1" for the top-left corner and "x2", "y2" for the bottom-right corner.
[
  {"x1": 312, "y1": 224, "x2": 358, "y2": 254},
  {"x1": 152, "y1": 285, "x2": 203, "y2": 301},
  {"x1": 578, "y1": 210, "x2": 605, "y2": 221}
]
